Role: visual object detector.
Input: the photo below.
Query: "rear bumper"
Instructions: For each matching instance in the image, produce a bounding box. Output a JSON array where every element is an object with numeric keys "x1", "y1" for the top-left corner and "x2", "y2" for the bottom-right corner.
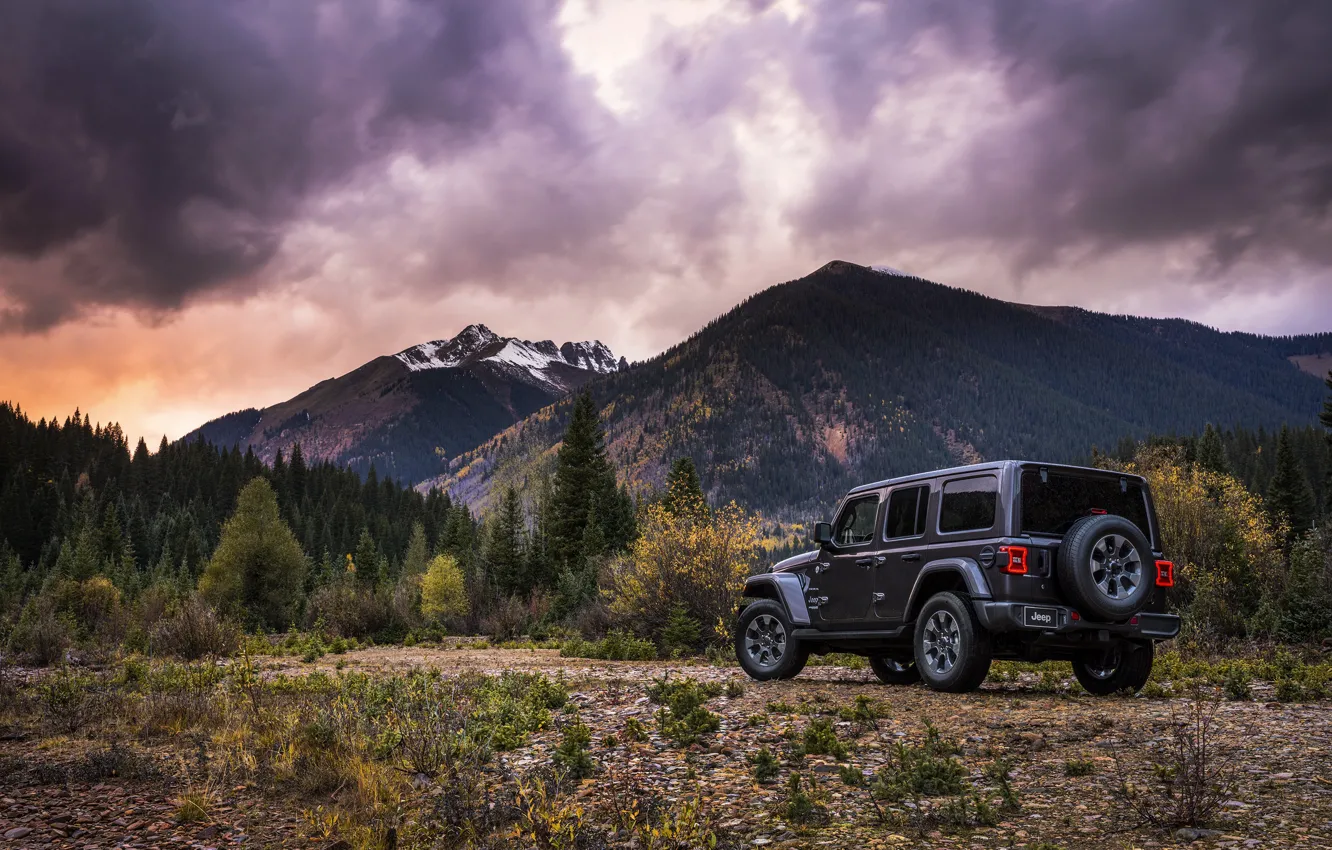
[{"x1": 974, "y1": 601, "x2": 1181, "y2": 641}]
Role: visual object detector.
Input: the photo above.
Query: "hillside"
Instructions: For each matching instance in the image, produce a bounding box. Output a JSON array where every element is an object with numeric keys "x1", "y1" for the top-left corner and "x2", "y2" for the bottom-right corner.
[
  {"x1": 183, "y1": 325, "x2": 625, "y2": 483},
  {"x1": 428, "y1": 261, "x2": 1330, "y2": 519}
]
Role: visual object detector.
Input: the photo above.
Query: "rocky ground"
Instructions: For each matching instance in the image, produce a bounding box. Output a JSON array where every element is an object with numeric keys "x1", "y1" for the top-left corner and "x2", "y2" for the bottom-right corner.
[{"x1": 2, "y1": 646, "x2": 1330, "y2": 849}]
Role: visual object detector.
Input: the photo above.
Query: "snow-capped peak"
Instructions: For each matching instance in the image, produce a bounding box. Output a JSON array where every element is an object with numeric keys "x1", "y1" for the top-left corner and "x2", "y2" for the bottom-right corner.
[
  {"x1": 394, "y1": 325, "x2": 622, "y2": 391},
  {"x1": 871, "y1": 264, "x2": 910, "y2": 277}
]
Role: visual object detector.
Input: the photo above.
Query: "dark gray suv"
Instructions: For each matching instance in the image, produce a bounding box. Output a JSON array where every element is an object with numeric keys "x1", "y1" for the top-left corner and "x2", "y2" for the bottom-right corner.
[{"x1": 735, "y1": 461, "x2": 1181, "y2": 694}]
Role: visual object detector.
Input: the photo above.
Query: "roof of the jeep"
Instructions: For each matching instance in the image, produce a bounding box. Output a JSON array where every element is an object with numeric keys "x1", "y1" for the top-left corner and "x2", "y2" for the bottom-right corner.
[{"x1": 846, "y1": 460, "x2": 1146, "y2": 495}]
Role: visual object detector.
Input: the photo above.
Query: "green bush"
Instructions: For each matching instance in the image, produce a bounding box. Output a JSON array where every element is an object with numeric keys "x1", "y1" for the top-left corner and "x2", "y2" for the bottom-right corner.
[
  {"x1": 553, "y1": 720, "x2": 594, "y2": 780},
  {"x1": 647, "y1": 677, "x2": 722, "y2": 747},
  {"x1": 658, "y1": 604, "x2": 703, "y2": 657},
  {"x1": 751, "y1": 745, "x2": 780, "y2": 784},
  {"x1": 1223, "y1": 665, "x2": 1252, "y2": 701},
  {"x1": 872, "y1": 722, "x2": 966, "y2": 801},
  {"x1": 1064, "y1": 758, "x2": 1095, "y2": 777},
  {"x1": 783, "y1": 773, "x2": 827, "y2": 825},
  {"x1": 560, "y1": 630, "x2": 657, "y2": 661},
  {"x1": 799, "y1": 718, "x2": 848, "y2": 759}
]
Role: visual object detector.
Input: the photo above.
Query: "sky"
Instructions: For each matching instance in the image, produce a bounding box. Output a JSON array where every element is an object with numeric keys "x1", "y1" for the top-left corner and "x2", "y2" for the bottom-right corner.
[{"x1": 1, "y1": 0, "x2": 1331, "y2": 445}]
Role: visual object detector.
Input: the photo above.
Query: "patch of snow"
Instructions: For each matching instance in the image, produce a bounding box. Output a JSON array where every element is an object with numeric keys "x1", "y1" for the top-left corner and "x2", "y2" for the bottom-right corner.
[{"x1": 871, "y1": 264, "x2": 910, "y2": 277}]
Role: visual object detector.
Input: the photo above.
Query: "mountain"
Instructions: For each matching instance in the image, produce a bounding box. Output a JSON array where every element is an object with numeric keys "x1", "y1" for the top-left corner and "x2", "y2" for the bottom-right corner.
[
  {"x1": 183, "y1": 324, "x2": 625, "y2": 483},
  {"x1": 427, "y1": 261, "x2": 1331, "y2": 519}
]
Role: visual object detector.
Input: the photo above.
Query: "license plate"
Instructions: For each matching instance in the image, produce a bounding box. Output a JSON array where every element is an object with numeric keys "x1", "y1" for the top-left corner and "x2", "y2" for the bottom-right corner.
[{"x1": 1023, "y1": 606, "x2": 1058, "y2": 628}]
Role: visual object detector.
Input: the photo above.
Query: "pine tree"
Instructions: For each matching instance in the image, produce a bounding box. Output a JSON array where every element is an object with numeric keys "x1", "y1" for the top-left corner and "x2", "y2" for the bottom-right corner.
[
  {"x1": 402, "y1": 521, "x2": 429, "y2": 577},
  {"x1": 1196, "y1": 424, "x2": 1229, "y2": 475},
  {"x1": 198, "y1": 477, "x2": 307, "y2": 629},
  {"x1": 1267, "y1": 425, "x2": 1316, "y2": 538},
  {"x1": 486, "y1": 486, "x2": 526, "y2": 596},
  {"x1": 551, "y1": 391, "x2": 614, "y2": 569},
  {"x1": 662, "y1": 457, "x2": 709, "y2": 518},
  {"x1": 354, "y1": 528, "x2": 380, "y2": 588}
]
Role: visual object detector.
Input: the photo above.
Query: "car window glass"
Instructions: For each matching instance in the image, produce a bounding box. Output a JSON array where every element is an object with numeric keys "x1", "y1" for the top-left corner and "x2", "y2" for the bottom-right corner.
[
  {"x1": 1020, "y1": 470, "x2": 1151, "y2": 540},
  {"x1": 939, "y1": 476, "x2": 997, "y2": 533},
  {"x1": 832, "y1": 496, "x2": 878, "y2": 546},
  {"x1": 884, "y1": 486, "x2": 928, "y2": 539}
]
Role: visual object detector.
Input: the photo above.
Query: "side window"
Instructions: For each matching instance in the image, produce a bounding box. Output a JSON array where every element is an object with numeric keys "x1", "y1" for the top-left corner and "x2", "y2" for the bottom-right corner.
[
  {"x1": 884, "y1": 485, "x2": 929, "y2": 539},
  {"x1": 832, "y1": 496, "x2": 879, "y2": 546},
  {"x1": 939, "y1": 475, "x2": 998, "y2": 534}
]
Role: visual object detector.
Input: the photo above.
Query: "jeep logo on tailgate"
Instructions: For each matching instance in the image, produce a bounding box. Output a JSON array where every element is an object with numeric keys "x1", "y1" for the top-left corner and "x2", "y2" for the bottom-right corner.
[{"x1": 1024, "y1": 606, "x2": 1058, "y2": 628}]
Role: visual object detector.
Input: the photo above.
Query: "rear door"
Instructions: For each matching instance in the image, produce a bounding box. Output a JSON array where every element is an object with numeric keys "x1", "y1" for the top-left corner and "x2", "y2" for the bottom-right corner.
[
  {"x1": 873, "y1": 482, "x2": 932, "y2": 621},
  {"x1": 818, "y1": 492, "x2": 882, "y2": 623}
]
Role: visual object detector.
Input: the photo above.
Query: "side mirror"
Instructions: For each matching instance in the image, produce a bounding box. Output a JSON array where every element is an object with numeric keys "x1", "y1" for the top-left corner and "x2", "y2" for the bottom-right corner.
[{"x1": 812, "y1": 522, "x2": 833, "y2": 546}]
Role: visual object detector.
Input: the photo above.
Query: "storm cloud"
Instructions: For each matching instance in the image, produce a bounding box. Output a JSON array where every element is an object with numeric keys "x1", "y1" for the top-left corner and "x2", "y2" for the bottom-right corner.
[
  {"x1": 0, "y1": 0, "x2": 600, "y2": 329},
  {"x1": 0, "y1": 0, "x2": 1330, "y2": 343}
]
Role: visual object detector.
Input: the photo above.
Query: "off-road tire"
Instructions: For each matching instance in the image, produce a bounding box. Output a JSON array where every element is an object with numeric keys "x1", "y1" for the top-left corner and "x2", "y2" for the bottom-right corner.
[
  {"x1": 1072, "y1": 641, "x2": 1154, "y2": 696},
  {"x1": 869, "y1": 655, "x2": 921, "y2": 685},
  {"x1": 1058, "y1": 514, "x2": 1155, "y2": 621},
  {"x1": 913, "y1": 591, "x2": 992, "y2": 693},
  {"x1": 735, "y1": 600, "x2": 808, "y2": 681}
]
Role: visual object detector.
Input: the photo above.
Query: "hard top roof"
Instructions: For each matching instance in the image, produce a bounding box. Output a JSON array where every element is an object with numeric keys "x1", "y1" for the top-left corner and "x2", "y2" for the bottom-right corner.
[{"x1": 845, "y1": 460, "x2": 1146, "y2": 495}]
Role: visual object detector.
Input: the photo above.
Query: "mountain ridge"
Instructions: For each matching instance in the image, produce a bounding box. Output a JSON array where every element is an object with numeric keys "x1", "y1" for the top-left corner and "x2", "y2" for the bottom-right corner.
[
  {"x1": 423, "y1": 260, "x2": 1330, "y2": 519},
  {"x1": 183, "y1": 325, "x2": 625, "y2": 483}
]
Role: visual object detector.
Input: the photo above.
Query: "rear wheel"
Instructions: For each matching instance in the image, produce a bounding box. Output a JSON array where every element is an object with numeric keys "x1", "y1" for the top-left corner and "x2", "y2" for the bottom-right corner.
[
  {"x1": 869, "y1": 655, "x2": 921, "y2": 685},
  {"x1": 1072, "y1": 641, "x2": 1154, "y2": 695},
  {"x1": 913, "y1": 592, "x2": 992, "y2": 693},
  {"x1": 735, "y1": 600, "x2": 808, "y2": 681}
]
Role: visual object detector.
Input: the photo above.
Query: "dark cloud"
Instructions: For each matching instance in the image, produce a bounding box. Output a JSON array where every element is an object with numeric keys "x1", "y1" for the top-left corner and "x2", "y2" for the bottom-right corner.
[
  {"x1": 0, "y1": 0, "x2": 583, "y2": 330},
  {"x1": 790, "y1": 0, "x2": 1332, "y2": 277}
]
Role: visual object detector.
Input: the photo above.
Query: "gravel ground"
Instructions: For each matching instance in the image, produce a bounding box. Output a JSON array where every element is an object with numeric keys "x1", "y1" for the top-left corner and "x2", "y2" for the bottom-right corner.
[{"x1": 3, "y1": 646, "x2": 1330, "y2": 849}]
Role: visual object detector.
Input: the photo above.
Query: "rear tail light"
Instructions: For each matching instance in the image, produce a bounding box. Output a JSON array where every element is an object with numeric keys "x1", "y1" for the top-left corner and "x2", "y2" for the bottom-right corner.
[
  {"x1": 1069, "y1": 610, "x2": 1080, "y2": 621},
  {"x1": 1155, "y1": 560, "x2": 1174, "y2": 587},
  {"x1": 999, "y1": 545, "x2": 1028, "y2": 575}
]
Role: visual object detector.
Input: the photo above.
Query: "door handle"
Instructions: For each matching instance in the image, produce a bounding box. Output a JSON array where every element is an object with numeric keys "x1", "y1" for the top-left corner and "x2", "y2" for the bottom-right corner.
[
  {"x1": 855, "y1": 557, "x2": 874, "y2": 567},
  {"x1": 901, "y1": 553, "x2": 921, "y2": 562}
]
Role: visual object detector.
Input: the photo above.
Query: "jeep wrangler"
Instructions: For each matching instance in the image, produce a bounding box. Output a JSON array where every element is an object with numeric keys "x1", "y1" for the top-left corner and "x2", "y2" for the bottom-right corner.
[{"x1": 735, "y1": 461, "x2": 1180, "y2": 694}]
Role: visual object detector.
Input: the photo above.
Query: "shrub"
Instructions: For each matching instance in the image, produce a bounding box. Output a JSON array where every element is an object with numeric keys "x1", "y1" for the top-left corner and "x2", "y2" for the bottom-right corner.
[
  {"x1": 1064, "y1": 757, "x2": 1096, "y2": 777},
  {"x1": 623, "y1": 717, "x2": 649, "y2": 743},
  {"x1": 838, "y1": 695, "x2": 882, "y2": 735},
  {"x1": 1118, "y1": 699, "x2": 1236, "y2": 828},
  {"x1": 751, "y1": 745, "x2": 780, "y2": 784},
  {"x1": 799, "y1": 718, "x2": 849, "y2": 759},
  {"x1": 648, "y1": 677, "x2": 722, "y2": 747},
  {"x1": 873, "y1": 722, "x2": 966, "y2": 801},
  {"x1": 560, "y1": 630, "x2": 656, "y2": 661},
  {"x1": 306, "y1": 582, "x2": 392, "y2": 639},
  {"x1": 658, "y1": 604, "x2": 702, "y2": 657},
  {"x1": 9, "y1": 601, "x2": 71, "y2": 666},
  {"x1": 839, "y1": 765, "x2": 866, "y2": 787},
  {"x1": 552, "y1": 720, "x2": 594, "y2": 780},
  {"x1": 783, "y1": 773, "x2": 827, "y2": 825},
  {"x1": 150, "y1": 596, "x2": 240, "y2": 660},
  {"x1": 987, "y1": 756, "x2": 1021, "y2": 811},
  {"x1": 1223, "y1": 665, "x2": 1252, "y2": 701},
  {"x1": 38, "y1": 667, "x2": 102, "y2": 734},
  {"x1": 606, "y1": 502, "x2": 760, "y2": 643}
]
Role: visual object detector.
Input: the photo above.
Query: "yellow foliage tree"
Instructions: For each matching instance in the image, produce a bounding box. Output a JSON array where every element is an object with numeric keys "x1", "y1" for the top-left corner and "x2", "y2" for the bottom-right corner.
[
  {"x1": 606, "y1": 501, "x2": 759, "y2": 642},
  {"x1": 420, "y1": 554, "x2": 469, "y2": 624},
  {"x1": 1103, "y1": 444, "x2": 1284, "y2": 639}
]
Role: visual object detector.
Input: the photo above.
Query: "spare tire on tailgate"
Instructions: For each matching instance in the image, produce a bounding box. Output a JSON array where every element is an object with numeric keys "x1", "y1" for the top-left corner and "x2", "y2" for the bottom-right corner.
[{"x1": 1057, "y1": 514, "x2": 1154, "y2": 621}]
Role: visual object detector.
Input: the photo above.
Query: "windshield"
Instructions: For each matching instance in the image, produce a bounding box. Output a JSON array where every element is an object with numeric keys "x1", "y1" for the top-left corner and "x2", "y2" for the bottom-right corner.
[{"x1": 1019, "y1": 469, "x2": 1152, "y2": 543}]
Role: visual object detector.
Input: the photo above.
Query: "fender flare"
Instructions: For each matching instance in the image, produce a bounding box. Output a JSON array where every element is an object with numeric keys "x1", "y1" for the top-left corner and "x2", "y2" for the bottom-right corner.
[
  {"x1": 904, "y1": 558, "x2": 992, "y2": 621},
  {"x1": 742, "y1": 573, "x2": 812, "y2": 626}
]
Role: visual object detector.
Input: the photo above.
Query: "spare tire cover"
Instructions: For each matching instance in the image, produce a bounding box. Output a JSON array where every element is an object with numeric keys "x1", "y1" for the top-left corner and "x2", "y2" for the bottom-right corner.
[{"x1": 1056, "y1": 514, "x2": 1154, "y2": 621}]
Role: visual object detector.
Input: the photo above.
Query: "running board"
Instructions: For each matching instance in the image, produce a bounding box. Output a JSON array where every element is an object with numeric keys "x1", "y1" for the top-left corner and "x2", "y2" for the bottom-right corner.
[{"x1": 792, "y1": 627, "x2": 910, "y2": 641}]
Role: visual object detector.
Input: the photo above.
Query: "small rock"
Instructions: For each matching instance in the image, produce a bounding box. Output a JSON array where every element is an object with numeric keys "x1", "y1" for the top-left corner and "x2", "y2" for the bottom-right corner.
[{"x1": 3, "y1": 827, "x2": 33, "y2": 841}]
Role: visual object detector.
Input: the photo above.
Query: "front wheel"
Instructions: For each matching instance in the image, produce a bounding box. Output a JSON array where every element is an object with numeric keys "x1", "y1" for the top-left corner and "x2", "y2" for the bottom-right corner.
[
  {"x1": 913, "y1": 591, "x2": 992, "y2": 693},
  {"x1": 1072, "y1": 641, "x2": 1154, "y2": 696},
  {"x1": 869, "y1": 655, "x2": 921, "y2": 685},
  {"x1": 735, "y1": 601, "x2": 808, "y2": 681}
]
